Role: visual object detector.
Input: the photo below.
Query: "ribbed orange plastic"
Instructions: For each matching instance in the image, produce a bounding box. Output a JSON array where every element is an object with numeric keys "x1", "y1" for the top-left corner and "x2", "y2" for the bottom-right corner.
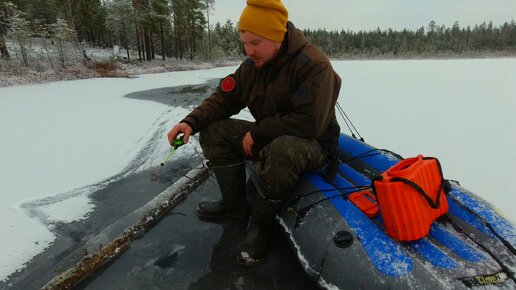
[
  {"x1": 373, "y1": 155, "x2": 448, "y2": 241},
  {"x1": 349, "y1": 190, "x2": 380, "y2": 218}
]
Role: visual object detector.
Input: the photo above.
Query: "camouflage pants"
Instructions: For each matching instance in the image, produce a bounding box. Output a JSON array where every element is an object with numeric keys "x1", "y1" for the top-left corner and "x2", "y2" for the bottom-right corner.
[{"x1": 199, "y1": 119, "x2": 328, "y2": 201}]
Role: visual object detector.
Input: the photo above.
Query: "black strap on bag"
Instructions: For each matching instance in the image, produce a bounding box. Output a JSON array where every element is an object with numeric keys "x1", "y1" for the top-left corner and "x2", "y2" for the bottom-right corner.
[
  {"x1": 372, "y1": 157, "x2": 447, "y2": 209},
  {"x1": 389, "y1": 177, "x2": 444, "y2": 209}
]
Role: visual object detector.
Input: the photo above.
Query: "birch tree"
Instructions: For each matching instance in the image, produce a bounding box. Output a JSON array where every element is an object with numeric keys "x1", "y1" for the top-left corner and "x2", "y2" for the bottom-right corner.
[{"x1": 8, "y1": 7, "x2": 31, "y2": 66}]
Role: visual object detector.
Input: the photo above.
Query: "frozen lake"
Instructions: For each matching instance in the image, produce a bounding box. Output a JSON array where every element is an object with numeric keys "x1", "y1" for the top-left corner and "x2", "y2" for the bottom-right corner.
[{"x1": 0, "y1": 58, "x2": 514, "y2": 283}]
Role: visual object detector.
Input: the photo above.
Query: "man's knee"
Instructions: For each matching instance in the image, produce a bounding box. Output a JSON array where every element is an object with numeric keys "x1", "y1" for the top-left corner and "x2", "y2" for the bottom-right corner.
[
  {"x1": 257, "y1": 136, "x2": 306, "y2": 197},
  {"x1": 258, "y1": 135, "x2": 326, "y2": 196},
  {"x1": 199, "y1": 119, "x2": 252, "y2": 165},
  {"x1": 260, "y1": 135, "x2": 311, "y2": 166},
  {"x1": 199, "y1": 120, "x2": 227, "y2": 147}
]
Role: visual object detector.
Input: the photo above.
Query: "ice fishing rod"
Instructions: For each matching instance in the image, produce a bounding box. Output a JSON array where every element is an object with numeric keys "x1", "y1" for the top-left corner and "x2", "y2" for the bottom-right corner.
[
  {"x1": 163, "y1": 136, "x2": 186, "y2": 165},
  {"x1": 152, "y1": 135, "x2": 185, "y2": 181}
]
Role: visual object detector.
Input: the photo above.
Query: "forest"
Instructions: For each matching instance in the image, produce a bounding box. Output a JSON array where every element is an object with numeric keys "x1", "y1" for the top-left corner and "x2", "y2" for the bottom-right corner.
[
  {"x1": 304, "y1": 20, "x2": 516, "y2": 58},
  {"x1": 0, "y1": 0, "x2": 515, "y2": 71}
]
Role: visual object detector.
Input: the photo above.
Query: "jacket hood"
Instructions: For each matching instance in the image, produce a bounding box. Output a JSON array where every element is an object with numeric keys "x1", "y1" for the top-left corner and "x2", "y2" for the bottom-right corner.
[
  {"x1": 265, "y1": 22, "x2": 308, "y2": 71},
  {"x1": 285, "y1": 22, "x2": 309, "y2": 57}
]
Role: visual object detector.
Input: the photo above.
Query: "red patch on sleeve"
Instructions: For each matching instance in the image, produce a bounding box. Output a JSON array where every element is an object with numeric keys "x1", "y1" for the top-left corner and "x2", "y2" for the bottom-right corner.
[{"x1": 221, "y1": 76, "x2": 235, "y2": 92}]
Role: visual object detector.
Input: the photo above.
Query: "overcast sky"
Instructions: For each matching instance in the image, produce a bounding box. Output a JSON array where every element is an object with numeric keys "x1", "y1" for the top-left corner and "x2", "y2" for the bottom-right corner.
[{"x1": 209, "y1": 0, "x2": 516, "y2": 31}]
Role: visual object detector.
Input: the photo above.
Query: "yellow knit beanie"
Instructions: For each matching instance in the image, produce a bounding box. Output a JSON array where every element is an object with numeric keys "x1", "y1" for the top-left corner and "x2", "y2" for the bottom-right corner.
[{"x1": 238, "y1": 0, "x2": 288, "y2": 42}]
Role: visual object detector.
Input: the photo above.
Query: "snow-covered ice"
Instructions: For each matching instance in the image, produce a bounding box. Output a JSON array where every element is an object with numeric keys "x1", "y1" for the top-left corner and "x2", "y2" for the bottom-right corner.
[
  {"x1": 0, "y1": 58, "x2": 514, "y2": 282},
  {"x1": 0, "y1": 67, "x2": 235, "y2": 281}
]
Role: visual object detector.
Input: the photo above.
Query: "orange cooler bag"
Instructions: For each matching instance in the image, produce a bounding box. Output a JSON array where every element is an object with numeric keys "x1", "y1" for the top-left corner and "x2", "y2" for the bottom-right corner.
[{"x1": 372, "y1": 155, "x2": 448, "y2": 241}]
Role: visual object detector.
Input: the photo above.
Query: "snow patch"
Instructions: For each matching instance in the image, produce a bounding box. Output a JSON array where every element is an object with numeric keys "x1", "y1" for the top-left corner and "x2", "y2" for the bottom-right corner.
[
  {"x1": 317, "y1": 277, "x2": 340, "y2": 290},
  {"x1": 277, "y1": 217, "x2": 320, "y2": 279},
  {"x1": 38, "y1": 195, "x2": 95, "y2": 223}
]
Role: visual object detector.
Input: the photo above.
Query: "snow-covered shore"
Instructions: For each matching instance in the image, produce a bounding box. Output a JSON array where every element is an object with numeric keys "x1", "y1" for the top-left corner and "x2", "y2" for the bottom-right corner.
[{"x1": 0, "y1": 58, "x2": 241, "y2": 88}]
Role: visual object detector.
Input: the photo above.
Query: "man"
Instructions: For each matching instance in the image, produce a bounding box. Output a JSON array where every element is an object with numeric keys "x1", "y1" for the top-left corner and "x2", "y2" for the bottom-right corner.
[{"x1": 167, "y1": 0, "x2": 341, "y2": 265}]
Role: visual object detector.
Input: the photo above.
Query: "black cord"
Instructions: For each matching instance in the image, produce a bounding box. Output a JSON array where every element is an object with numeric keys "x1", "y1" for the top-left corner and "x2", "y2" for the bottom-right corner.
[
  {"x1": 290, "y1": 186, "x2": 371, "y2": 227},
  {"x1": 447, "y1": 193, "x2": 516, "y2": 256},
  {"x1": 444, "y1": 214, "x2": 516, "y2": 284},
  {"x1": 338, "y1": 148, "x2": 404, "y2": 164},
  {"x1": 336, "y1": 104, "x2": 356, "y2": 139},
  {"x1": 302, "y1": 186, "x2": 369, "y2": 209},
  {"x1": 336, "y1": 102, "x2": 364, "y2": 141},
  {"x1": 289, "y1": 149, "x2": 397, "y2": 208},
  {"x1": 294, "y1": 185, "x2": 371, "y2": 202}
]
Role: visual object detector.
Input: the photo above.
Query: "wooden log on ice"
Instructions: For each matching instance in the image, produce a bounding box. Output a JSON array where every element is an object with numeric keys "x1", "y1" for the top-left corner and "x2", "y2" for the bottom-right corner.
[{"x1": 42, "y1": 166, "x2": 211, "y2": 290}]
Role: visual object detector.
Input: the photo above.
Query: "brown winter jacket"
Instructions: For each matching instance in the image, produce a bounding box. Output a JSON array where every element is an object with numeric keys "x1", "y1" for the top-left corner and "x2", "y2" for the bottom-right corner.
[{"x1": 182, "y1": 22, "x2": 341, "y2": 153}]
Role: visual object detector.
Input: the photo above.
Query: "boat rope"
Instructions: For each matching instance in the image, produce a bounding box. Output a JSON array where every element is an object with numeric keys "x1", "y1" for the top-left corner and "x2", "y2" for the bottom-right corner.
[
  {"x1": 325, "y1": 148, "x2": 403, "y2": 182},
  {"x1": 290, "y1": 149, "x2": 397, "y2": 208},
  {"x1": 289, "y1": 185, "x2": 371, "y2": 207},
  {"x1": 445, "y1": 214, "x2": 516, "y2": 284},
  {"x1": 336, "y1": 102, "x2": 364, "y2": 141},
  {"x1": 446, "y1": 192, "x2": 516, "y2": 256},
  {"x1": 337, "y1": 148, "x2": 404, "y2": 164},
  {"x1": 289, "y1": 186, "x2": 370, "y2": 227}
]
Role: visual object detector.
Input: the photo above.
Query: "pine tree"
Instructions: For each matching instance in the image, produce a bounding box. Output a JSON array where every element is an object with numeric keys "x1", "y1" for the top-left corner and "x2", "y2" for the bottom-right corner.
[
  {"x1": 150, "y1": 0, "x2": 169, "y2": 60},
  {"x1": 30, "y1": 0, "x2": 58, "y2": 25},
  {"x1": 106, "y1": 0, "x2": 135, "y2": 60},
  {"x1": 132, "y1": 0, "x2": 155, "y2": 61},
  {"x1": 75, "y1": 0, "x2": 106, "y2": 45},
  {"x1": 213, "y1": 19, "x2": 240, "y2": 58},
  {"x1": 201, "y1": 0, "x2": 215, "y2": 61},
  {"x1": 0, "y1": 1, "x2": 11, "y2": 60}
]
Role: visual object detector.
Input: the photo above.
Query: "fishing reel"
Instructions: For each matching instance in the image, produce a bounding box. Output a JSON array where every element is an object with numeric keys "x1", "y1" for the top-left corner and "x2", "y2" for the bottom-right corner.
[
  {"x1": 159, "y1": 135, "x2": 185, "y2": 166},
  {"x1": 171, "y1": 135, "x2": 185, "y2": 150},
  {"x1": 152, "y1": 135, "x2": 187, "y2": 181}
]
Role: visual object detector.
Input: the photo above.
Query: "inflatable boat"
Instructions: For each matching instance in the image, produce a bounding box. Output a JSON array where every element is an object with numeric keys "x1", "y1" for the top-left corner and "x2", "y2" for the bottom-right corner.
[{"x1": 247, "y1": 133, "x2": 516, "y2": 289}]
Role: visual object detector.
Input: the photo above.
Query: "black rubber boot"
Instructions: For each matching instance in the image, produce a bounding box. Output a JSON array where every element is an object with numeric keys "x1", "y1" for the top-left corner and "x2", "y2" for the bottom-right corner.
[
  {"x1": 197, "y1": 163, "x2": 249, "y2": 219},
  {"x1": 237, "y1": 191, "x2": 284, "y2": 266}
]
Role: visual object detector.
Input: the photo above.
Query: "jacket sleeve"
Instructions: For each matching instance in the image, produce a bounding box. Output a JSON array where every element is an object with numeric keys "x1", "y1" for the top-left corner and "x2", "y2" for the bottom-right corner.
[
  {"x1": 181, "y1": 67, "x2": 246, "y2": 133},
  {"x1": 250, "y1": 61, "x2": 340, "y2": 147}
]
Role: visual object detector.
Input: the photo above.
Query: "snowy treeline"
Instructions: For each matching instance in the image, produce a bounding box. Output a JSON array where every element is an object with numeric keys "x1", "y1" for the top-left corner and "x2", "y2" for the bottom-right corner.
[
  {"x1": 1, "y1": 1, "x2": 515, "y2": 81},
  {"x1": 303, "y1": 20, "x2": 516, "y2": 58}
]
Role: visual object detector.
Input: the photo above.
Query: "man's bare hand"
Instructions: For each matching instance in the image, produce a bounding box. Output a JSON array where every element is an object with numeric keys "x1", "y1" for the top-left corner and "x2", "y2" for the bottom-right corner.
[
  {"x1": 168, "y1": 122, "x2": 193, "y2": 145},
  {"x1": 242, "y1": 131, "x2": 254, "y2": 156}
]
